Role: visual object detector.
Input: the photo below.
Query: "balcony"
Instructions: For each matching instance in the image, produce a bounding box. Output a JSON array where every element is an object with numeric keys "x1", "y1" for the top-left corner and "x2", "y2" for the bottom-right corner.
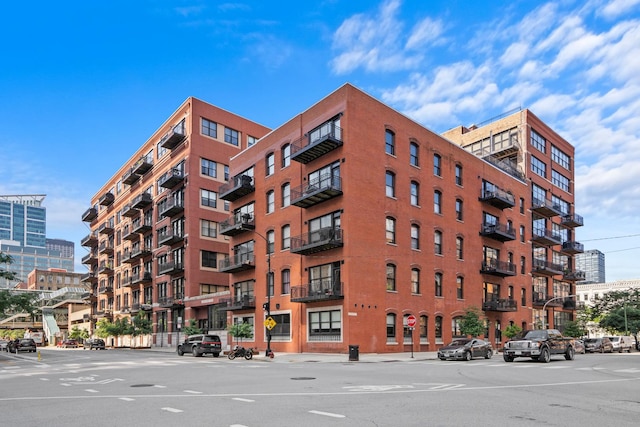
[
  {"x1": 532, "y1": 228, "x2": 562, "y2": 246},
  {"x1": 159, "y1": 198, "x2": 184, "y2": 218},
  {"x1": 94, "y1": 310, "x2": 112, "y2": 320},
  {"x1": 561, "y1": 213, "x2": 584, "y2": 228},
  {"x1": 479, "y1": 222, "x2": 516, "y2": 242},
  {"x1": 532, "y1": 259, "x2": 563, "y2": 276},
  {"x1": 132, "y1": 155, "x2": 153, "y2": 175},
  {"x1": 82, "y1": 207, "x2": 97, "y2": 222},
  {"x1": 482, "y1": 298, "x2": 517, "y2": 312},
  {"x1": 291, "y1": 124, "x2": 343, "y2": 164},
  {"x1": 98, "y1": 262, "x2": 114, "y2": 275},
  {"x1": 131, "y1": 192, "x2": 153, "y2": 209},
  {"x1": 158, "y1": 296, "x2": 184, "y2": 308},
  {"x1": 291, "y1": 281, "x2": 343, "y2": 303},
  {"x1": 480, "y1": 259, "x2": 516, "y2": 277},
  {"x1": 158, "y1": 168, "x2": 184, "y2": 189},
  {"x1": 98, "y1": 222, "x2": 114, "y2": 235},
  {"x1": 561, "y1": 241, "x2": 584, "y2": 255},
  {"x1": 219, "y1": 174, "x2": 254, "y2": 202},
  {"x1": 98, "y1": 286, "x2": 114, "y2": 294},
  {"x1": 219, "y1": 253, "x2": 255, "y2": 273},
  {"x1": 122, "y1": 228, "x2": 139, "y2": 242},
  {"x1": 158, "y1": 230, "x2": 184, "y2": 246},
  {"x1": 132, "y1": 218, "x2": 153, "y2": 234},
  {"x1": 98, "y1": 241, "x2": 114, "y2": 255},
  {"x1": 81, "y1": 252, "x2": 97, "y2": 265},
  {"x1": 121, "y1": 250, "x2": 136, "y2": 265},
  {"x1": 532, "y1": 294, "x2": 564, "y2": 307},
  {"x1": 158, "y1": 261, "x2": 184, "y2": 275},
  {"x1": 121, "y1": 203, "x2": 139, "y2": 218},
  {"x1": 291, "y1": 176, "x2": 343, "y2": 208},
  {"x1": 122, "y1": 168, "x2": 140, "y2": 185},
  {"x1": 160, "y1": 121, "x2": 186, "y2": 150},
  {"x1": 81, "y1": 272, "x2": 98, "y2": 284},
  {"x1": 130, "y1": 246, "x2": 152, "y2": 261},
  {"x1": 131, "y1": 271, "x2": 152, "y2": 285},
  {"x1": 290, "y1": 228, "x2": 343, "y2": 255},
  {"x1": 479, "y1": 188, "x2": 515, "y2": 210},
  {"x1": 219, "y1": 295, "x2": 256, "y2": 311},
  {"x1": 81, "y1": 232, "x2": 98, "y2": 247},
  {"x1": 563, "y1": 269, "x2": 586, "y2": 282},
  {"x1": 532, "y1": 197, "x2": 563, "y2": 218},
  {"x1": 99, "y1": 192, "x2": 115, "y2": 206},
  {"x1": 130, "y1": 303, "x2": 140, "y2": 314},
  {"x1": 219, "y1": 213, "x2": 255, "y2": 236}
]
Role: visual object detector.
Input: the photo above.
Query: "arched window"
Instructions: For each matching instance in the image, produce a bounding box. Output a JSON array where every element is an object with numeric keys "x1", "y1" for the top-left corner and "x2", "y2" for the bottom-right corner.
[
  {"x1": 435, "y1": 316, "x2": 443, "y2": 341},
  {"x1": 434, "y1": 190, "x2": 442, "y2": 214},
  {"x1": 410, "y1": 142, "x2": 419, "y2": 166},
  {"x1": 434, "y1": 154, "x2": 442, "y2": 176},
  {"x1": 420, "y1": 315, "x2": 428, "y2": 343},
  {"x1": 281, "y1": 144, "x2": 291, "y2": 168},
  {"x1": 386, "y1": 217, "x2": 396, "y2": 244},
  {"x1": 385, "y1": 130, "x2": 395, "y2": 155},
  {"x1": 386, "y1": 264, "x2": 396, "y2": 291},
  {"x1": 266, "y1": 152, "x2": 275, "y2": 176},
  {"x1": 457, "y1": 276, "x2": 464, "y2": 299},
  {"x1": 410, "y1": 181, "x2": 419, "y2": 206},
  {"x1": 411, "y1": 268, "x2": 420, "y2": 294},
  {"x1": 281, "y1": 183, "x2": 290, "y2": 207},
  {"x1": 434, "y1": 230, "x2": 443, "y2": 255},
  {"x1": 386, "y1": 313, "x2": 397, "y2": 343},
  {"x1": 435, "y1": 272, "x2": 443, "y2": 297},
  {"x1": 452, "y1": 317, "x2": 463, "y2": 337},
  {"x1": 411, "y1": 224, "x2": 420, "y2": 250},
  {"x1": 456, "y1": 236, "x2": 464, "y2": 260},
  {"x1": 386, "y1": 171, "x2": 396, "y2": 197}
]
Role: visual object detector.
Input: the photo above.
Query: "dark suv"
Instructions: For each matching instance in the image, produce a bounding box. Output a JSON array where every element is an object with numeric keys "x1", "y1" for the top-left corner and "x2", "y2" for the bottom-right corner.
[
  {"x1": 8, "y1": 338, "x2": 37, "y2": 353},
  {"x1": 84, "y1": 338, "x2": 106, "y2": 350},
  {"x1": 177, "y1": 334, "x2": 221, "y2": 357}
]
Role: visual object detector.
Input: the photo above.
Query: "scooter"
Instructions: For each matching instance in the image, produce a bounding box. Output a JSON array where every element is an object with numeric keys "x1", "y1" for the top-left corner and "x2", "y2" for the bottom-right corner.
[{"x1": 228, "y1": 345, "x2": 253, "y2": 360}]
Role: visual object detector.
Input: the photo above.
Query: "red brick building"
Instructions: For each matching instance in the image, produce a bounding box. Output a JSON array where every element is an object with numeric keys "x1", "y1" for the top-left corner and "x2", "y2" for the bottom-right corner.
[
  {"x1": 220, "y1": 84, "x2": 582, "y2": 354},
  {"x1": 81, "y1": 98, "x2": 270, "y2": 347}
]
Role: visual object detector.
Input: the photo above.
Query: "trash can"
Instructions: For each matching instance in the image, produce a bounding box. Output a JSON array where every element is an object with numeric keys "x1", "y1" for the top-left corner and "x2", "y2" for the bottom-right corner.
[{"x1": 348, "y1": 344, "x2": 359, "y2": 361}]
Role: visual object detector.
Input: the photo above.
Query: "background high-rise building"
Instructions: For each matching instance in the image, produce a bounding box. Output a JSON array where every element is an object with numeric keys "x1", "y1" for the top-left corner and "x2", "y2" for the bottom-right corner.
[
  {"x1": 576, "y1": 249, "x2": 605, "y2": 284},
  {"x1": 0, "y1": 194, "x2": 74, "y2": 288}
]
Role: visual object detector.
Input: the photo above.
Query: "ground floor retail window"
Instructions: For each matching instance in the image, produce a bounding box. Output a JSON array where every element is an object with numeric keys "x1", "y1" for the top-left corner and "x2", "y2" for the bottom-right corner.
[
  {"x1": 269, "y1": 313, "x2": 291, "y2": 341},
  {"x1": 309, "y1": 309, "x2": 341, "y2": 341}
]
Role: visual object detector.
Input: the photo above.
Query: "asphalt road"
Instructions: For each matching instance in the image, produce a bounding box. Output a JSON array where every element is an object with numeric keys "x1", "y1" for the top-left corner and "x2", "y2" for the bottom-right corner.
[{"x1": 1, "y1": 348, "x2": 639, "y2": 426}]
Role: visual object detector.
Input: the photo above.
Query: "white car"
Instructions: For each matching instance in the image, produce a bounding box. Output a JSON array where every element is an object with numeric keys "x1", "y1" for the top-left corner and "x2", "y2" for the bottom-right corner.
[{"x1": 607, "y1": 336, "x2": 634, "y2": 353}]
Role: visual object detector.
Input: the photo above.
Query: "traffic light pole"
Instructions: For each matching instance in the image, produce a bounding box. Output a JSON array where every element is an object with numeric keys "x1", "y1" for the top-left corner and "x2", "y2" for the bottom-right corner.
[{"x1": 254, "y1": 230, "x2": 274, "y2": 358}]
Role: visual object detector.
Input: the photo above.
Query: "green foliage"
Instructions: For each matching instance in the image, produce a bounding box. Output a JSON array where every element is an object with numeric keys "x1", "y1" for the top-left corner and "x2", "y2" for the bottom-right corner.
[
  {"x1": 69, "y1": 326, "x2": 89, "y2": 340},
  {"x1": 458, "y1": 307, "x2": 486, "y2": 338},
  {"x1": 0, "y1": 252, "x2": 17, "y2": 281},
  {"x1": 599, "y1": 306, "x2": 640, "y2": 335},
  {"x1": 228, "y1": 322, "x2": 253, "y2": 344},
  {"x1": 0, "y1": 289, "x2": 39, "y2": 318},
  {"x1": 590, "y1": 289, "x2": 640, "y2": 336},
  {"x1": 131, "y1": 313, "x2": 152, "y2": 336},
  {"x1": 561, "y1": 320, "x2": 586, "y2": 337},
  {"x1": 182, "y1": 319, "x2": 202, "y2": 336},
  {"x1": 94, "y1": 318, "x2": 112, "y2": 339},
  {"x1": 504, "y1": 324, "x2": 523, "y2": 339}
]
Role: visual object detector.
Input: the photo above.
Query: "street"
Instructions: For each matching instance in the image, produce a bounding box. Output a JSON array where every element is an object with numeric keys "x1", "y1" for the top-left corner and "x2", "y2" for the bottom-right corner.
[{"x1": 1, "y1": 348, "x2": 639, "y2": 426}]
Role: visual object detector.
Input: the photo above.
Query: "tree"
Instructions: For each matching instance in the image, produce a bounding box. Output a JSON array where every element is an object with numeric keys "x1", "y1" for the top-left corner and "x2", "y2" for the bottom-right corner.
[
  {"x1": 129, "y1": 313, "x2": 152, "y2": 348},
  {"x1": 561, "y1": 320, "x2": 586, "y2": 338},
  {"x1": 69, "y1": 325, "x2": 89, "y2": 341},
  {"x1": 182, "y1": 319, "x2": 202, "y2": 336},
  {"x1": 228, "y1": 322, "x2": 253, "y2": 346},
  {"x1": 94, "y1": 318, "x2": 112, "y2": 339},
  {"x1": 590, "y1": 289, "x2": 640, "y2": 337},
  {"x1": 458, "y1": 307, "x2": 486, "y2": 338},
  {"x1": 0, "y1": 289, "x2": 39, "y2": 319},
  {"x1": 504, "y1": 324, "x2": 523, "y2": 339},
  {"x1": 0, "y1": 252, "x2": 17, "y2": 281}
]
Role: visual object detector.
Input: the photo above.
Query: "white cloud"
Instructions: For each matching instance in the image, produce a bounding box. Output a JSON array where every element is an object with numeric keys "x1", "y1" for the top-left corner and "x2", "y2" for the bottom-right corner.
[
  {"x1": 405, "y1": 17, "x2": 444, "y2": 50},
  {"x1": 599, "y1": 0, "x2": 640, "y2": 19}
]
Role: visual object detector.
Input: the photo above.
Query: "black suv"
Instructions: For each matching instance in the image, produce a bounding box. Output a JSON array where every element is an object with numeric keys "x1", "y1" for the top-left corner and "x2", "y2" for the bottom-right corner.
[
  {"x1": 84, "y1": 338, "x2": 106, "y2": 350},
  {"x1": 177, "y1": 334, "x2": 221, "y2": 357},
  {"x1": 8, "y1": 338, "x2": 37, "y2": 353}
]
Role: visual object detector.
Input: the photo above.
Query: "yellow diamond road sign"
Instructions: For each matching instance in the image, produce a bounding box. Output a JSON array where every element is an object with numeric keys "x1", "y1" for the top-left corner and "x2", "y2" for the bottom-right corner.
[{"x1": 264, "y1": 316, "x2": 277, "y2": 330}]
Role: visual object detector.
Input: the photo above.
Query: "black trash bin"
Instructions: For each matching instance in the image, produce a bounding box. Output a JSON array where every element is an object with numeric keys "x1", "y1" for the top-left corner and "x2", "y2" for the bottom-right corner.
[{"x1": 348, "y1": 344, "x2": 359, "y2": 361}]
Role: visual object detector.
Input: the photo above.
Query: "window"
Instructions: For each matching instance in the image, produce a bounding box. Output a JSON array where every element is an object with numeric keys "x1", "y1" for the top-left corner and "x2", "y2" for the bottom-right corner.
[
  {"x1": 435, "y1": 273, "x2": 443, "y2": 297},
  {"x1": 456, "y1": 236, "x2": 463, "y2": 260},
  {"x1": 531, "y1": 130, "x2": 546, "y2": 153},
  {"x1": 434, "y1": 230, "x2": 442, "y2": 255},
  {"x1": 411, "y1": 268, "x2": 420, "y2": 294},
  {"x1": 309, "y1": 309, "x2": 341, "y2": 341},
  {"x1": 202, "y1": 118, "x2": 217, "y2": 138},
  {"x1": 410, "y1": 142, "x2": 419, "y2": 166},
  {"x1": 281, "y1": 225, "x2": 290, "y2": 250},
  {"x1": 403, "y1": 314, "x2": 413, "y2": 343},
  {"x1": 452, "y1": 317, "x2": 463, "y2": 337},
  {"x1": 386, "y1": 171, "x2": 395, "y2": 197},
  {"x1": 552, "y1": 170, "x2": 570, "y2": 191},
  {"x1": 410, "y1": 181, "x2": 419, "y2": 206},
  {"x1": 385, "y1": 129, "x2": 395, "y2": 155},
  {"x1": 521, "y1": 288, "x2": 527, "y2": 306},
  {"x1": 266, "y1": 153, "x2": 275, "y2": 176},
  {"x1": 266, "y1": 230, "x2": 275, "y2": 254},
  {"x1": 266, "y1": 190, "x2": 275, "y2": 213},
  {"x1": 201, "y1": 250, "x2": 217, "y2": 268},
  {"x1": 281, "y1": 269, "x2": 290, "y2": 294},
  {"x1": 224, "y1": 127, "x2": 239, "y2": 146},
  {"x1": 281, "y1": 183, "x2": 290, "y2": 207},
  {"x1": 551, "y1": 145, "x2": 570, "y2": 170},
  {"x1": 521, "y1": 256, "x2": 526, "y2": 274},
  {"x1": 201, "y1": 158, "x2": 217, "y2": 178},
  {"x1": 455, "y1": 164, "x2": 463, "y2": 186},
  {"x1": 420, "y1": 315, "x2": 428, "y2": 343},
  {"x1": 200, "y1": 219, "x2": 217, "y2": 238},
  {"x1": 435, "y1": 316, "x2": 443, "y2": 341},
  {"x1": 520, "y1": 197, "x2": 525, "y2": 214},
  {"x1": 201, "y1": 189, "x2": 217, "y2": 208},
  {"x1": 532, "y1": 184, "x2": 546, "y2": 205},
  {"x1": 520, "y1": 225, "x2": 525, "y2": 243},
  {"x1": 434, "y1": 154, "x2": 442, "y2": 176},
  {"x1": 386, "y1": 264, "x2": 396, "y2": 291},
  {"x1": 386, "y1": 217, "x2": 396, "y2": 244},
  {"x1": 411, "y1": 224, "x2": 420, "y2": 250},
  {"x1": 247, "y1": 135, "x2": 257, "y2": 147},
  {"x1": 271, "y1": 313, "x2": 291, "y2": 339},
  {"x1": 386, "y1": 313, "x2": 396, "y2": 343},
  {"x1": 457, "y1": 276, "x2": 464, "y2": 299},
  {"x1": 281, "y1": 144, "x2": 291, "y2": 168},
  {"x1": 434, "y1": 190, "x2": 442, "y2": 214},
  {"x1": 455, "y1": 199, "x2": 463, "y2": 221},
  {"x1": 531, "y1": 156, "x2": 546, "y2": 178}
]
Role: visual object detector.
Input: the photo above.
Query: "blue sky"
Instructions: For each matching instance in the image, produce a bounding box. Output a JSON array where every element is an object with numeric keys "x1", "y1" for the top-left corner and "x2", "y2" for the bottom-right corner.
[{"x1": 1, "y1": 0, "x2": 639, "y2": 281}]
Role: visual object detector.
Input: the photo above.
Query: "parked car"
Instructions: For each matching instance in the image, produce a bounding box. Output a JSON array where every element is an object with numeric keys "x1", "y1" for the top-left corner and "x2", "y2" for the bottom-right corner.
[
  {"x1": 437, "y1": 338, "x2": 493, "y2": 361},
  {"x1": 0, "y1": 339, "x2": 9, "y2": 351},
  {"x1": 573, "y1": 339, "x2": 586, "y2": 354},
  {"x1": 60, "y1": 339, "x2": 79, "y2": 348},
  {"x1": 607, "y1": 336, "x2": 633, "y2": 353},
  {"x1": 177, "y1": 334, "x2": 221, "y2": 357},
  {"x1": 584, "y1": 337, "x2": 613, "y2": 353},
  {"x1": 84, "y1": 338, "x2": 106, "y2": 350},
  {"x1": 7, "y1": 338, "x2": 37, "y2": 353}
]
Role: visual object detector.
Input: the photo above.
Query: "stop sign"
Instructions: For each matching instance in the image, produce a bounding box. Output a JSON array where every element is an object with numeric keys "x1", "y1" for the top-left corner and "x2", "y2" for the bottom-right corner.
[{"x1": 406, "y1": 315, "x2": 417, "y2": 328}]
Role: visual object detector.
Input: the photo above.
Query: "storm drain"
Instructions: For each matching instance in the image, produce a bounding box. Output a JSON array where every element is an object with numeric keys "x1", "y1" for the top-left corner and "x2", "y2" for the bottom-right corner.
[{"x1": 130, "y1": 384, "x2": 155, "y2": 388}]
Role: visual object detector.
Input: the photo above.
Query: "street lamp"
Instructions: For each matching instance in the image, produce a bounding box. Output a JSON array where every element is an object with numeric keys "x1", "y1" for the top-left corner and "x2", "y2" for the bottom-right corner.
[{"x1": 542, "y1": 294, "x2": 577, "y2": 329}]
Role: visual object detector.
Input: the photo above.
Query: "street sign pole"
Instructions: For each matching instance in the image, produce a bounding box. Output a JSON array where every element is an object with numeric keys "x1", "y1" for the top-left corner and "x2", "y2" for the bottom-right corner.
[{"x1": 406, "y1": 315, "x2": 417, "y2": 358}]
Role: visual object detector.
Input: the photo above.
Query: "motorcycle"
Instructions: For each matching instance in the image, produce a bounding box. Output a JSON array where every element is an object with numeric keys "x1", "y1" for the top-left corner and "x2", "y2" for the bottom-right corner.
[{"x1": 228, "y1": 345, "x2": 253, "y2": 360}]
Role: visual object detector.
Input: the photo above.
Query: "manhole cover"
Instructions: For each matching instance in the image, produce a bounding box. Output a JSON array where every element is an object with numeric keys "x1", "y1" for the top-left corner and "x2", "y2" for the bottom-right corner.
[
  {"x1": 291, "y1": 377, "x2": 315, "y2": 380},
  {"x1": 130, "y1": 384, "x2": 154, "y2": 388}
]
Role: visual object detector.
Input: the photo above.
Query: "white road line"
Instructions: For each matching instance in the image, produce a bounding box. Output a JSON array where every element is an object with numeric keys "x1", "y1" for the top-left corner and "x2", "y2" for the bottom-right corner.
[
  {"x1": 543, "y1": 366, "x2": 571, "y2": 369},
  {"x1": 232, "y1": 397, "x2": 255, "y2": 403},
  {"x1": 40, "y1": 378, "x2": 50, "y2": 381},
  {"x1": 309, "y1": 410, "x2": 345, "y2": 418},
  {"x1": 61, "y1": 383, "x2": 71, "y2": 387},
  {"x1": 154, "y1": 385, "x2": 167, "y2": 388},
  {"x1": 161, "y1": 407, "x2": 183, "y2": 413},
  {"x1": 183, "y1": 390, "x2": 203, "y2": 394},
  {"x1": 85, "y1": 389, "x2": 99, "y2": 393},
  {"x1": 119, "y1": 397, "x2": 135, "y2": 402}
]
